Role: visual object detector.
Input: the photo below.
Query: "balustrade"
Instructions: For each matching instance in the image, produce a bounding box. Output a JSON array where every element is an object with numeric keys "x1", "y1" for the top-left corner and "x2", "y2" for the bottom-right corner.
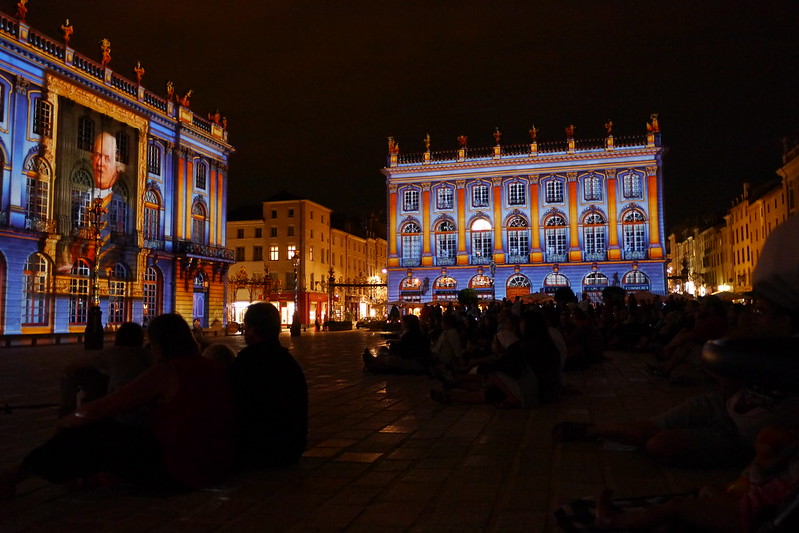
[
  {"x1": 583, "y1": 251, "x2": 607, "y2": 261},
  {"x1": 544, "y1": 252, "x2": 568, "y2": 263},
  {"x1": 470, "y1": 254, "x2": 492, "y2": 265},
  {"x1": 400, "y1": 257, "x2": 421, "y2": 267}
]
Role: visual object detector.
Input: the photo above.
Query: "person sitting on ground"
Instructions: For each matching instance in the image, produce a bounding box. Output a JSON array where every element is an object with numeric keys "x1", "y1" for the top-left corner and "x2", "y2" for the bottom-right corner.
[
  {"x1": 551, "y1": 215, "x2": 799, "y2": 468},
  {"x1": 363, "y1": 314, "x2": 433, "y2": 374},
  {"x1": 564, "y1": 307, "x2": 604, "y2": 370},
  {"x1": 229, "y1": 303, "x2": 308, "y2": 468},
  {"x1": 1, "y1": 314, "x2": 235, "y2": 499},
  {"x1": 59, "y1": 321, "x2": 152, "y2": 418}
]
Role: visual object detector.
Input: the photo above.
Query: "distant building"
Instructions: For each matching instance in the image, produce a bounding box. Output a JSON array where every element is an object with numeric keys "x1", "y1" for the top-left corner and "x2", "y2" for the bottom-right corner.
[
  {"x1": 382, "y1": 121, "x2": 668, "y2": 303},
  {"x1": 227, "y1": 193, "x2": 388, "y2": 325},
  {"x1": 0, "y1": 9, "x2": 233, "y2": 338}
]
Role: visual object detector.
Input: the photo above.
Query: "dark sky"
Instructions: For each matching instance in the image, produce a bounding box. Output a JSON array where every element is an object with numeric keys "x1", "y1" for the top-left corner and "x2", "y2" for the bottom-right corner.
[{"x1": 23, "y1": 1, "x2": 799, "y2": 231}]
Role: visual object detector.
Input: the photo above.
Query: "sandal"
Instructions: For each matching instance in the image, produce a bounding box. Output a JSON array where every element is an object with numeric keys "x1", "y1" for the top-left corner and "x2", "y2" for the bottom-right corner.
[{"x1": 551, "y1": 421, "x2": 596, "y2": 442}]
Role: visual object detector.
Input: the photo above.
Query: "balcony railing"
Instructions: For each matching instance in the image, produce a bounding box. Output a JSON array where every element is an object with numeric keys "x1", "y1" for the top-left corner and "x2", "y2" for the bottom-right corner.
[
  {"x1": 400, "y1": 257, "x2": 421, "y2": 267},
  {"x1": 176, "y1": 240, "x2": 235, "y2": 261},
  {"x1": 584, "y1": 251, "x2": 607, "y2": 262},
  {"x1": 435, "y1": 255, "x2": 456, "y2": 266},
  {"x1": 144, "y1": 238, "x2": 165, "y2": 250},
  {"x1": 506, "y1": 253, "x2": 529, "y2": 264},
  {"x1": 623, "y1": 250, "x2": 647, "y2": 260},
  {"x1": 544, "y1": 252, "x2": 568, "y2": 263},
  {"x1": 24, "y1": 216, "x2": 55, "y2": 233},
  {"x1": 470, "y1": 254, "x2": 492, "y2": 265}
]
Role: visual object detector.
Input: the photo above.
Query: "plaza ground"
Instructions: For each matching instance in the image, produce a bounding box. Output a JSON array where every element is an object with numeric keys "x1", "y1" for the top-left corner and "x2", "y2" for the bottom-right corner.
[{"x1": 0, "y1": 330, "x2": 738, "y2": 532}]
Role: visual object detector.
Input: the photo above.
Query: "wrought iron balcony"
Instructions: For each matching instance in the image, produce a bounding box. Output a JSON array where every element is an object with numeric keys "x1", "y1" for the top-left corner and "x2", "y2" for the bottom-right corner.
[
  {"x1": 544, "y1": 252, "x2": 568, "y2": 263},
  {"x1": 583, "y1": 251, "x2": 607, "y2": 262},
  {"x1": 470, "y1": 254, "x2": 492, "y2": 265},
  {"x1": 435, "y1": 255, "x2": 456, "y2": 266},
  {"x1": 24, "y1": 216, "x2": 55, "y2": 233},
  {"x1": 506, "y1": 253, "x2": 529, "y2": 264},
  {"x1": 176, "y1": 240, "x2": 235, "y2": 261},
  {"x1": 400, "y1": 257, "x2": 421, "y2": 267},
  {"x1": 623, "y1": 250, "x2": 647, "y2": 260},
  {"x1": 144, "y1": 238, "x2": 165, "y2": 250}
]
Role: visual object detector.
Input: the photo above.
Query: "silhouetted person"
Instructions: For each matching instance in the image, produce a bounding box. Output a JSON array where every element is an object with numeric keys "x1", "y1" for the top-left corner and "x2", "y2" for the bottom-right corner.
[{"x1": 229, "y1": 303, "x2": 308, "y2": 468}]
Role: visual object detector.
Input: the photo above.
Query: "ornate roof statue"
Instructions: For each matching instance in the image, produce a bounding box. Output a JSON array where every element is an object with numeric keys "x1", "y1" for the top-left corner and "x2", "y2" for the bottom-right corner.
[
  {"x1": 424, "y1": 133, "x2": 431, "y2": 152},
  {"x1": 529, "y1": 124, "x2": 538, "y2": 141},
  {"x1": 61, "y1": 19, "x2": 73, "y2": 46},
  {"x1": 179, "y1": 89, "x2": 192, "y2": 108},
  {"x1": 100, "y1": 38, "x2": 111, "y2": 67},
  {"x1": 605, "y1": 120, "x2": 613, "y2": 135},
  {"x1": 647, "y1": 113, "x2": 660, "y2": 133},
  {"x1": 493, "y1": 127, "x2": 502, "y2": 146},
  {"x1": 166, "y1": 81, "x2": 175, "y2": 101},
  {"x1": 565, "y1": 124, "x2": 575, "y2": 139},
  {"x1": 16, "y1": 0, "x2": 27, "y2": 22},
  {"x1": 387, "y1": 136, "x2": 399, "y2": 154},
  {"x1": 134, "y1": 61, "x2": 145, "y2": 84},
  {"x1": 457, "y1": 135, "x2": 468, "y2": 148}
]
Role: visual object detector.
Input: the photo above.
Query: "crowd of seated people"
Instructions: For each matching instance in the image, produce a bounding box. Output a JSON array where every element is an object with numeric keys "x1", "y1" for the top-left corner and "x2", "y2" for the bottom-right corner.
[{"x1": 1, "y1": 304, "x2": 308, "y2": 500}]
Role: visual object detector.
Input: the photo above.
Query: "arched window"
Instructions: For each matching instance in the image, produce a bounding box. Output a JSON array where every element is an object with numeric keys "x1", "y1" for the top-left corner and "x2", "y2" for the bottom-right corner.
[
  {"x1": 143, "y1": 188, "x2": 161, "y2": 242},
  {"x1": 623, "y1": 269, "x2": 650, "y2": 289},
  {"x1": 506, "y1": 273, "x2": 532, "y2": 298},
  {"x1": 470, "y1": 218, "x2": 492, "y2": 264},
  {"x1": 622, "y1": 210, "x2": 647, "y2": 259},
  {"x1": 400, "y1": 222, "x2": 421, "y2": 266},
  {"x1": 507, "y1": 215, "x2": 529, "y2": 262},
  {"x1": 24, "y1": 158, "x2": 50, "y2": 224},
  {"x1": 583, "y1": 212, "x2": 606, "y2": 260},
  {"x1": 435, "y1": 220, "x2": 456, "y2": 265},
  {"x1": 544, "y1": 272, "x2": 570, "y2": 289},
  {"x1": 107, "y1": 263, "x2": 127, "y2": 325},
  {"x1": 70, "y1": 169, "x2": 93, "y2": 228},
  {"x1": 545, "y1": 178, "x2": 564, "y2": 203},
  {"x1": 544, "y1": 215, "x2": 567, "y2": 261},
  {"x1": 583, "y1": 173, "x2": 602, "y2": 201},
  {"x1": 622, "y1": 171, "x2": 643, "y2": 198},
  {"x1": 191, "y1": 201, "x2": 207, "y2": 244},
  {"x1": 68, "y1": 260, "x2": 91, "y2": 324},
  {"x1": 22, "y1": 253, "x2": 50, "y2": 325},
  {"x1": 143, "y1": 266, "x2": 161, "y2": 322},
  {"x1": 432, "y1": 275, "x2": 457, "y2": 301}
]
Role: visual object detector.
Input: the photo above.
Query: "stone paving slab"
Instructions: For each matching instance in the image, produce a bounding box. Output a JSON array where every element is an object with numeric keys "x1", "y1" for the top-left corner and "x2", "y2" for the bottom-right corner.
[{"x1": 0, "y1": 330, "x2": 740, "y2": 531}]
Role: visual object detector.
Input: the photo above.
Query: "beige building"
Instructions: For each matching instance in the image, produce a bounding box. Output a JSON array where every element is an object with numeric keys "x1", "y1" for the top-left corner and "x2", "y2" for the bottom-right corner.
[{"x1": 227, "y1": 192, "x2": 387, "y2": 326}]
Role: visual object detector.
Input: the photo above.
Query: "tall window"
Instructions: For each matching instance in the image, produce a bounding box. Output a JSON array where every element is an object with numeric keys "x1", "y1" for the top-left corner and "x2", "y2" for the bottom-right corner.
[
  {"x1": 623, "y1": 210, "x2": 647, "y2": 255},
  {"x1": 400, "y1": 222, "x2": 422, "y2": 265},
  {"x1": 507, "y1": 216, "x2": 529, "y2": 259},
  {"x1": 583, "y1": 212, "x2": 606, "y2": 257},
  {"x1": 287, "y1": 244, "x2": 297, "y2": 260},
  {"x1": 545, "y1": 179, "x2": 564, "y2": 203},
  {"x1": 108, "y1": 193, "x2": 129, "y2": 233},
  {"x1": 403, "y1": 188, "x2": 419, "y2": 211},
  {"x1": 436, "y1": 187, "x2": 454, "y2": 210},
  {"x1": 147, "y1": 143, "x2": 161, "y2": 175},
  {"x1": 195, "y1": 161, "x2": 207, "y2": 189},
  {"x1": 25, "y1": 171, "x2": 49, "y2": 222},
  {"x1": 253, "y1": 246, "x2": 263, "y2": 261},
  {"x1": 235, "y1": 247, "x2": 245, "y2": 261},
  {"x1": 143, "y1": 189, "x2": 161, "y2": 241},
  {"x1": 32, "y1": 97, "x2": 52, "y2": 137},
  {"x1": 472, "y1": 184, "x2": 489, "y2": 207},
  {"x1": 622, "y1": 171, "x2": 643, "y2": 198},
  {"x1": 107, "y1": 263, "x2": 127, "y2": 325},
  {"x1": 507, "y1": 182, "x2": 526, "y2": 206},
  {"x1": 191, "y1": 201, "x2": 207, "y2": 244},
  {"x1": 143, "y1": 266, "x2": 160, "y2": 322},
  {"x1": 270, "y1": 245, "x2": 279, "y2": 260},
  {"x1": 116, "y1": 132, "x2": 129, "y2": 164},
  {"x1": 435, "y1": 220, "x2": 456, "y2": 263},
  {"x1": 77, "y1": 117, "x2": 94, "y2": 151},
  {"x1": 545, "y1": 215, "x2": 567, "y2": 259},
  {"x1": 0, "y1": 83, "x2": 5, "y2": 122},
  {"x1": 68, "y1": 260, "x2": 91, "y2": 324},
  {"x1": 584, "y1": 173, "x2": 602, "y2": 201},
  {"x1": 71, "y1": 169, "x2": 93, "y2": 228},
  {"x1": 22, "y1": 253, "x2": 50, "y2": 325},
  {"x1": 470, "y1": 218, "x2": 492, "y2": 261}
]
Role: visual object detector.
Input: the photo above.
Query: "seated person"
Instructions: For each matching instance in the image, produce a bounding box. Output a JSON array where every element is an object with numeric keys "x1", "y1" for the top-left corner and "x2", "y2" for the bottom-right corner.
[
  {"x1": 229, "y1": 303, "x2": 308, "y2": 468},
  {"x1": 1, "y1": 314, "x2": 235, "y2": 498},
  {"x1": 551, "y1": 215, "x2": 799, "y2": 468},
  {"x1": 564, "y1": 307, "x2": 604, "y2": 370},
  {"x1": 59, "y1": 322, "x2": 152, "y2": 418},
  {"x1": 363, "y1": 314, "x2": 432, "y2": 374}
]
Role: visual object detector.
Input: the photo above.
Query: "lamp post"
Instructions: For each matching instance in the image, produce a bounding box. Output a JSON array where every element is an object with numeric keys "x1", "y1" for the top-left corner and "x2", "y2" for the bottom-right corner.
[
  {"x1": 290, "y1": 250, "x2": 301, "y2": 337},
  {"x1": 84, "y1": 198, "x2": 105, "y2": 350},
  {"x1": 489, "y1": 259, "x2": 496, "y2": 302}
]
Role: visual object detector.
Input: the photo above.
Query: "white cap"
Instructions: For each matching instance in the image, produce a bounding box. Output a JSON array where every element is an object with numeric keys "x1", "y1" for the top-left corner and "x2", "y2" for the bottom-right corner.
[{"x1": 752, "y1": 214, "x2": 799, "y2": 312}]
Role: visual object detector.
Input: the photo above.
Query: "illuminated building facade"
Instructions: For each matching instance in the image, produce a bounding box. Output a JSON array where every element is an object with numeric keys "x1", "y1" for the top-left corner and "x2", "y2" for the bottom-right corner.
[
  {"x1": 227, "y1": 194, "x2": 388, "y2": 326},
  {"x1": 382, "y1": 121, "x2": 667, "y2": 303},
  {"x1": 0, "y1": 10, "x2": 233, "y2": 339}
]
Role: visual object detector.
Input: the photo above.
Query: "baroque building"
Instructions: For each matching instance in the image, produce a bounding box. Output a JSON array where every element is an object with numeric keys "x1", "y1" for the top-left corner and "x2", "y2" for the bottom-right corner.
[
  {"x1": 0, "y1": 9, "x2": 233, "y2": 339},
  {"x1": 382, "y1": 120, "x2": 667, "y2": 303}
]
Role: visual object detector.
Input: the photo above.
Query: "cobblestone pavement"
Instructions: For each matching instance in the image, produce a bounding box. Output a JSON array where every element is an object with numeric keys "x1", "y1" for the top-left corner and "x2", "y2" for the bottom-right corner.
[{"x1": 0, "y1": 330, "x2": 739, "y2": 532}]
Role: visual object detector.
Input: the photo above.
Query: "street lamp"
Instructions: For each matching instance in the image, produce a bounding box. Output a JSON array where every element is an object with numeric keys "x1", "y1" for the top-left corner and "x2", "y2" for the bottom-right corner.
[
  {"x1": 290, "y1": 250, "x2": 301, "y2": 337},
  {"x1": 84, "y1": 197, "x2": 106, "y2": 350},
  {"x1": 489, "y1": 259, "x2": 496, "y2": 302}
]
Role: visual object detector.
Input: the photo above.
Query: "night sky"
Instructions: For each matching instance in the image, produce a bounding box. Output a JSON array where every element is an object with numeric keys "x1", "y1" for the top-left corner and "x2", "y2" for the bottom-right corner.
[{"x1": 21, "y1": 1, "x2": 799, "y2": 231}]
